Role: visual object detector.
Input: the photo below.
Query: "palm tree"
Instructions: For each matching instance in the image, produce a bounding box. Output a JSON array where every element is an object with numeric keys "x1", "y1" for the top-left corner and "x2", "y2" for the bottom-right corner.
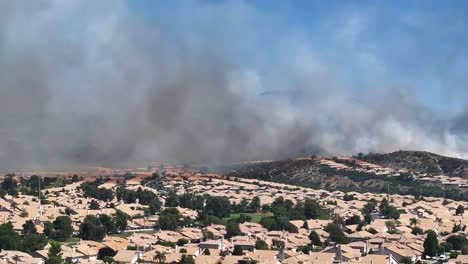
[
  {"x1": 12, "y1": 255, "x2": 20, "y2": 264},
  {"x1": 154, "y1": 251, "x2": 166, "y2": 264},
  {"x1": 409, "y1": 218, "x2": 420, "y2": 227}
]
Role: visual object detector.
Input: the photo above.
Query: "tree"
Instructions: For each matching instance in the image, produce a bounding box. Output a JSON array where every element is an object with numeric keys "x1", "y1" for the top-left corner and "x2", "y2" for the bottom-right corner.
[
  {"x1": 249, "y1": 196, "x2": 261, "y2": 211},
  {"x1": 204, "y1": 196, "x2": 231, "y2": 218},
  {"x1": 159, "y1": 209, "x2": 180, "y2": 230},
  {"x1": 177, "y1": 238, "x2": 189, "y2": 246},
  {"x1": 387, "y1": 206, "x2": 401, "y2": 220},
  {"x1": 379, "y1": 198, "x2": 389, "y2": 215},
  {"x1": 456, "y1": 205, "x2": 465, "y2": 216},
  {"x1": 309, "y1": 231, "x2": 322, "y2": 247},
  {"x1": 345, "y1": 215, "x2": 362, "y2": 225},
  {"x1": 232, "y1": 245, "x2": 243, "y2": 256},
  {"x1": 22, "y1": 234, "x2": 48, "y2": 253},
  {"x1": 179, "y1": 254, "x2": 195, "y2": 264},
  {"x1": 99, "y1": 214, "x2": 116, "y2": 234},
  {"x1": 113, "y1": 210, "x2": 130, "y2": 232},
  {"x1": 446, "y1": 235, "x2": 467, "y2": 250},
  {"x1": 410, "y1": 218, "x2": 420, "y2": 227},
  {"x1": 149, "y1": 198, "x2": 162, "y2": 215},
  {"x1": 22, "y1": 220, "x2": 37, "y2": 236},
  {"x1": 71, "y1": 174, "x2": 80, "y2": 183},
  {"x1": 364, "y1": 213, "x2": 372, "y2": 224},
  {"x1": 0, "y1": 222, "x2": 21, "y2": 250},
  {"x1": 366, "y1": 227, "x2": 378, "y2": 234},
  {"x1": 226, "y1": 222, "x2": 241, "y2": 238},
  {"x1": 255, "y1": 240, "x2": 269, "y2": 250},
  {"x1": 440, "y1": 242, "x2": 453, "y2": 253},
  {"x1": 304, "y1": 199, "x2": 328, "y2": 219},
  {"x1": 423, "y1": 230, "x2": 439, "y2": 258},
  {"x1": 301, "y1": 245, "x2": 313, "y2": 254},
  {"x1": 79, "y1": 215, "x2": 107, "y2": 241},
  {"x1": 400, "y1": 256, "x2": 413, "y2": 264},
  {"x1": 325, "y1": 223, "x2": 348, "y2": 244},
  {"x1": 302, "y1": 220, "x2": 309, "y2": 230},
  {"x1": 154, "y1": 251, "x2": 166, "y2": 263},
  {"x1": 385, "y1": 220, "x2": 397, "y2": 234},
  {"x1": 49, "y1": 216, "x2": 73, "y2": 241},
  {"x1": 165, "y1": 191, "x2": 179, "y2": 207},
  {"x1": 411, "y1": 227, "x2": 424, "y2": 235},
  {"x1": 46, "y1": 241, "x2": 63, "y2": 264},
  {"x1": 362, "y1": 200, "x2": 377, "y2": 214},
  {"x1": 89, "y1": 200, "x2": 100, "y2": 210},
  {"x1": 1, "y1": 175, "x2": 18, "y2": 197},
  {"x1": 271, "y1": 239, "x2": 285, "y2": 250}
]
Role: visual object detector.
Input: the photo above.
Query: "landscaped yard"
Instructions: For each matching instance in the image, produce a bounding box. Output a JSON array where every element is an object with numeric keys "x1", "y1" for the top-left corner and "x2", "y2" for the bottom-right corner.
[{"x1": 224, "y1": 213, "x2": 270, "y2": 223}]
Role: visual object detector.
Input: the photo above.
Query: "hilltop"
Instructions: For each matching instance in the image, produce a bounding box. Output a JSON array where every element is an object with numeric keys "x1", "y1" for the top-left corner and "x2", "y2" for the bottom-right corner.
[{"x1": 359, "y1": 150, "x2": 468, "y2": 177}]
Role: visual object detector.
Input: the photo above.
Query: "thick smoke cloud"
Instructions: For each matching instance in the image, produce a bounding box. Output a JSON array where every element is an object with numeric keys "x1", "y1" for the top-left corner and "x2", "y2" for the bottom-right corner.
[{"x1": 0, "y1": 0, "x2": 467, "y2": 169}]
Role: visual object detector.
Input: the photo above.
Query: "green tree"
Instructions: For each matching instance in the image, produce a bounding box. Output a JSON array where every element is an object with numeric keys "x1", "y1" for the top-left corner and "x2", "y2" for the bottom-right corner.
[
  {"x1": 46, "y1": 241, "x2": 63, "y2": 264},
  {"x1": 79, "y1": 215, "x2": 107, "y2": 241},
  {"x1": 178, "y1": 254, "x2": 195, "y2": 264},
  {"x1": 89, "y1": 200, "x2": 99, "y2": 210},
  {"x1": 249, "y1": 196, "x2": 261, "y2": 211},
  {"x1": 177, "y1": 238, "x2": 189, "y2": 246},
  {"x1": 99, "y1": 214, "x2": 116, "y2": 234},
  {"x1": 1, "y1": 175, "x2": 18, "y2": 197},
  {"x1": 159, "y1": 209, "x2": 180, "y2": 231},
  {"x1": 204, "y1": 196, "x2": 231, "y2": 218},
  {"x1": 309, "y1": 231, "x2": 322, "y2": 247},
  {"x1": 154, "y1": 251, "x2": 166, "y2": 263},
  {"x1": 409, "y1": 218, "x2": 420, "y2": 227},
  {"x1": 301, "y1": 245, "x2": 313, "y2": 254},
  {"x1": 0, "y1": 222, "x2": 21, "y2": 250},
  {"x1": 22, "y1": 234, "x2": 48, "y2": 253},
  {"x1": 446, "y1": 235, "x2": 467, "y2": 250},
  {"x1": 271, "y1": 239, "x2": 285, "y2": 250},
  {"x1": 440, "y1": 242, "x2": 453, "y2": 253},
  {"x1": 22, "y1": 220, "x2": 37, "y2": 235},
  {"x1": 255, "y1": 240, "x2": 269, "y2": 250},
  {"x1": 71, "y1": 174, "x2": 80, "y2": 183},
  {"x1": 113, "y1": 210, "x2": 130, "y2": 232},
  {"x1": 165, "y1": 191, "x2": 179, "y2": 207},
  {"x1": 456, "y1": 205, "x2": 465, "y2": 216},
  {"x1": 49, "y1": 216, "x2": 73, "y2": 241},
  {"x1": 304, "y1": 199, "x2": 328, "y2": 219},
  {"x1": 400, "y1": 256, "x2": 413, "y2": 264},
  {"x1": 232, "y1": 245, "x2": 243, "y2": 256},
  {"x1": 423, "y1": 230, "x2": 439, "y2": 258},
  {"x1": 149, "y1": 198, "x2": 162, "y2": 215},
  {"x1": 387, "y1": 206, "x2": 401, "y2": 220},
  {"x1": 325, "y1": 223, "x2": 348, "y2": 244},
  {"x1": 226, "y1": 222, "x2": 241, "y2": 238},
  {"x1": 385, "y1": 220, "x2": 397, "y2": 234},
  {"x1": 345, "y1": 215, "x2": 362, "y2": 225},
  {"x1": 379, "y1": 198, "x2": 389, "y2": 215}
]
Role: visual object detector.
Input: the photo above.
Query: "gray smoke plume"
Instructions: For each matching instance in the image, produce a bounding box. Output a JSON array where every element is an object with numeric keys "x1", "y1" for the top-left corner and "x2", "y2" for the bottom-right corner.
[{"x1": 0, "y1": 0, "x2": 467, "y2": 170}]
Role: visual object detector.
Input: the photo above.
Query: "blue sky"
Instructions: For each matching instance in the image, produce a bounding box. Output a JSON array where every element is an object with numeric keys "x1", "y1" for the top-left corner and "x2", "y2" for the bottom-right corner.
[{"x1": 129, "y1": 0, "x2": 468, "y2": 114}]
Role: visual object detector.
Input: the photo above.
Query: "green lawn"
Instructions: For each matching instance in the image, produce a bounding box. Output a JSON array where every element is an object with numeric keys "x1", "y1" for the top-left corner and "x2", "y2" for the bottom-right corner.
[
  {"x1": 62, "y1": 236, "x2": 80, "y2": 246},
  {"x1": 225, "y1": 213, "x2": 269, "y2": 223}
]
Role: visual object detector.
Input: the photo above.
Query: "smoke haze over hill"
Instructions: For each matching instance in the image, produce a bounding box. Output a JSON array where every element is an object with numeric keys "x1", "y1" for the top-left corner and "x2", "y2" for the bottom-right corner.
[{"x1": 1, "y1": 1, "x2": 468, "y2": 169}]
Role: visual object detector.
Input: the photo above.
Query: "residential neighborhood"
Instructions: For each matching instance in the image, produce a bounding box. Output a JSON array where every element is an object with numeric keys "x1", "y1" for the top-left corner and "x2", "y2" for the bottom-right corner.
[{"x1": 0, "y1": 164, "x2": 466, "y2": 264}]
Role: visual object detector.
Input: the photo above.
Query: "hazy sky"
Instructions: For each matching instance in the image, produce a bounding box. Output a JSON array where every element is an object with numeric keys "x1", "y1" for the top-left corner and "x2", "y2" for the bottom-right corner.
[
  {"x1": 1, "y1": 0, "x2": 468, "y2": 169},
  {"x1": 131, "y1": 0, "x2": 468, "y2": 113}
]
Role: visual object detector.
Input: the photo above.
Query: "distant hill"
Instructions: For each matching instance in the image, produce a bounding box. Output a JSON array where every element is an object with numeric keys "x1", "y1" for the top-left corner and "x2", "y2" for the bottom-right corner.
[
  {"x1": 360, "y1": 150, "x2": 468, "y2": 177},
  {"x1": 212, "y1": 151, "x2": 468, "y2": 201}
]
